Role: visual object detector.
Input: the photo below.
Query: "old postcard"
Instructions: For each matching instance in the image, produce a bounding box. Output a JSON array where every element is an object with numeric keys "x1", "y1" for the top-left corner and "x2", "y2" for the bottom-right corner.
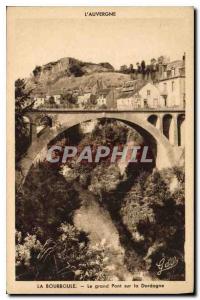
[{"x1": 7, "y1": 7, "x2": 194, "y2": 294}]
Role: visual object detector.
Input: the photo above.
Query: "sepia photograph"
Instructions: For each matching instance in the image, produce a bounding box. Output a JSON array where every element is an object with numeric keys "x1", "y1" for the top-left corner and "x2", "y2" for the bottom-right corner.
[{"x1": 6, "y1": 6, "x2": 194, "y2": 294}]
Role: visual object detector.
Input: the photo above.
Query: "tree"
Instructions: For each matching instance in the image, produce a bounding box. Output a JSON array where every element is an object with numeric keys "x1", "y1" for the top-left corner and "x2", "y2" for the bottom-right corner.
[
  {"x1": 141, "y1": 60, "x2": 146, "y2": 73},
  {"x1": 16, "y1": 223, "x2": 110, "y2": 281},
  {"x1": 150, "y1": 58, "x2": 157, "y2": 66},
  {"x1": 158, "y1": 56, "x2": 165, "y2": 64},
  {"x1": 136, "y1": 62, "x2": 141, "y2": 73},
  {"x1": 90, "y1": 94, "x2": 97, "y2": 105},
  {"x1": 16, "y1": 163, "x2": 81, "y2": 240},
  {"x1": 129, "y1": 64, "x2": 134, "y2": 73},
  {"x1": 15, "y1": 79, "x2": 34, "y2": 161},
  {"x1": 119, "y1": 65, "x2": 128, "y2": 73},
  {"x1": 49, "y1": 96, "x2": 55, "y2": 105},
  {"x1": 119, "y1": 167, "x2": 185, "y2": 280},
  {"x1": 63, "y1": 92, "x2": 77, "y2": 105},
  {"x1": 120, "y1": 171, "x2": 154, "y2": 235}
]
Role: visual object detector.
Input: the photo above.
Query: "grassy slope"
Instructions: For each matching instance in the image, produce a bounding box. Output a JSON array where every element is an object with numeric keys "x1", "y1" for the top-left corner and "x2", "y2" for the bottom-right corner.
[{"x1": 28, "y1": 72, "x2": 131, "y2": 94}]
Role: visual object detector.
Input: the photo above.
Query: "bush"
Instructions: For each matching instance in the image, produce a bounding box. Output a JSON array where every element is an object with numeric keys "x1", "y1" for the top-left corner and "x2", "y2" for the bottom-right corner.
[
  {"x1": 120, "y1": 168, "x2": 185, "y2": 280},
  {"x1": 16, "y1": 164, "x2": 81, "y2": 240},
  {"x1": 16, "y1": 224, "x2": 110, "y2": 281}
]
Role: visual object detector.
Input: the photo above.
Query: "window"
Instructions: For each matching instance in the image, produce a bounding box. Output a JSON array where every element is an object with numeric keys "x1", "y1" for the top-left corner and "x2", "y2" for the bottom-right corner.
[
  {"x1": 172, "y1": 81, "x2": 175, "y2": 92},
  {"x1": 147, "y1": 90, "x2": 151, "y2": 96},
  {"x1": 144, "y1": 99, "x2": 148, "y2": 108}
]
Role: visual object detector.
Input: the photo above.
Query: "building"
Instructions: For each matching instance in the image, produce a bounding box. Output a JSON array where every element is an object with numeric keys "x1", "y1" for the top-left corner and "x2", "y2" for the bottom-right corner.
[
  {"x1": 138, "y1": 82, "x2": 164, "y2": 108},
  {"x1": 77, "y1": 93, "x2": 91, "y2": 107},
  {"x1": 96, "y1": 88, "x2": 110, "y2": 108},
  {"x1": 53, "y1": 95, "x2": 62, "y2": 105},
  {"x1": 157, "y1": 56, "x2": 185, "y2": 108},
  {"x1": 106, "y1": 88, "x2": 119, "y2": 109},
  {"x1": 121, "y1": 79, "x2": 145, "y2": 93},
  {"x1": 121, "y1": 80, "x2": 136, "y2": 93},
  {"x1": 33, "y1": 96, "x2": 45, "y2": 108},
  {"x1": 45, "y1": 95, "x2": 52, "y2": 103},
  {"x1": 117, "y1": 82, "x2": 163, "y2": 110},
  {"x1": 97, "y1": 94, "x2": 107, "y2": 107},
  {"x1": 117, "y1": 93, "x2": 139, "y2": 110}
]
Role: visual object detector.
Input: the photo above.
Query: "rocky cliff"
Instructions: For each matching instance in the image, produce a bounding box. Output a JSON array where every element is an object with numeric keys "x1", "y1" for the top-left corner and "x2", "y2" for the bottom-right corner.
[{"x1": 27, "y1": 57, "x2": 120, "y2": 94}]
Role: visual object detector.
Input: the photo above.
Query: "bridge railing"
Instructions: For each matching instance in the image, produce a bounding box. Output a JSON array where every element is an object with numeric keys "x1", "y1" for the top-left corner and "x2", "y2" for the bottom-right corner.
[{"x1": 32, "y1": 107, "x2": 185, "y2": 113}]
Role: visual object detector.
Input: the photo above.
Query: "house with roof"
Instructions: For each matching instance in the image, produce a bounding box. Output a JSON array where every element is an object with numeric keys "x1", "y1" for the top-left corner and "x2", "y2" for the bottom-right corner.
[
  {"x1": 139, "y1": 82, "x2": 164, "y2": 108},
  {"x1": 117, "y1": 93, "x2": 139, "y2": 110},
  {"x1": 157, "y1": 55, "x2": 185, "y2": 108},
  {"x1": 33, "y1": 95, "x2": 45, "y2": 108},
  {"x1": 121, "y1": 79, "x2": 146, "y2": 93},
  {"x1": 97, "y1": 94, "x2": 107, "y2": 107},
  {"x1": 96, "y1": 88, "x2": 110, "y2": 108},
  {"x1": 77, "y1": 92, "x2": 91, "y2": 108},
  {"x1": 117, "y1": 82, "x2": 164, "y2": 110},
  {"x1": 53, "y1": 94, "x2": 62, "y2": 105}
]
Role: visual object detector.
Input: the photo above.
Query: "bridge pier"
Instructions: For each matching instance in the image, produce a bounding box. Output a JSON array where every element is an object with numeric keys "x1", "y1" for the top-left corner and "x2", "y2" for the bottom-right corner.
[
  {"x1": 173, "y1": 114, "x2": 179, "y2": 146},
  {"x1": 157, "y1": 115, "x2": 163, "y2": 133},
  {"x1": 30, "y1": 122, "x2": 37, "y2": 143}
]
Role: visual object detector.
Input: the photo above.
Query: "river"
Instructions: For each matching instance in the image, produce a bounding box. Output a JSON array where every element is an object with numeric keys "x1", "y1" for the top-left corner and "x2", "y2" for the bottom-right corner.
[{"x1": 73, "y1": 183, "x2": 133, "y2": 281}]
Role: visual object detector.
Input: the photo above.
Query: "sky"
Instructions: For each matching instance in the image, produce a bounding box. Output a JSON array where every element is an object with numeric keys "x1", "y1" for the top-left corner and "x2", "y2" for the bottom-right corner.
[{"x1": 14, "y1": 17, "x2": 189, "y2": 79}]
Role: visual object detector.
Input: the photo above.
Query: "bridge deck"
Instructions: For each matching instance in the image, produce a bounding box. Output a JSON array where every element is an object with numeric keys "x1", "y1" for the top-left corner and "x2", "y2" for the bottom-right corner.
[{"x1": 32, "y1": 108, "x2": 185, "y2": 114}]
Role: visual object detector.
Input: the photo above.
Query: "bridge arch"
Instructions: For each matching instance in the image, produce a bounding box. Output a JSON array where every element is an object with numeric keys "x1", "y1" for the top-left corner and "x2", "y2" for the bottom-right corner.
[
  {"x1": 163, "y1": 114, "x2": 174, "y2": 144},
  {"x1": 147, "y1": 114, "x2": 162, "y2": 132},
  {"x1": 147, "y1": 114, "x2": 158, "y2": 126},
  {"x1": 49, "y1": 117, "x2": 158, "y2": 167},
  {"x1": 19, "y1": 112, "x2": 180, "y2": 185}
]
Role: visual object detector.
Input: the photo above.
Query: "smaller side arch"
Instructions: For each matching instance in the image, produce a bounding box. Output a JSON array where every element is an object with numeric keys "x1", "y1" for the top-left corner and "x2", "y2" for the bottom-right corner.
[
  {"x1": 147, "y1": 114, "x2": 162, "y2": 132},
  {"x1": 163, "y1": 114, "x2": 174, "y2": 144},
  {"x1": 148, "y1": 114, "x2": 158, "y2": 126}
]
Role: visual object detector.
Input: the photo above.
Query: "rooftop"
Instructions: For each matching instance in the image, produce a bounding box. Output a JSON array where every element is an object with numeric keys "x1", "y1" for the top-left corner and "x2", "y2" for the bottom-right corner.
[{"x1": 166, "y1": 60, "x2": 185, "y2": 71}]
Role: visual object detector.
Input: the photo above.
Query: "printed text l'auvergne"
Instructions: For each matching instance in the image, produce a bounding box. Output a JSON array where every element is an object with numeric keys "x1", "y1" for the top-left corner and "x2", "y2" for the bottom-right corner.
[{"x1": 85, "y1": 11, "x2": 116, "y2": 17}]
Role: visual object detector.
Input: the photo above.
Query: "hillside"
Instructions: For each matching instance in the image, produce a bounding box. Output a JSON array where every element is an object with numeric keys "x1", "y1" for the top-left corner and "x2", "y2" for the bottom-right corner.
[{"x1": 26, "y1": 57, "x2": 131, "y2": 94}]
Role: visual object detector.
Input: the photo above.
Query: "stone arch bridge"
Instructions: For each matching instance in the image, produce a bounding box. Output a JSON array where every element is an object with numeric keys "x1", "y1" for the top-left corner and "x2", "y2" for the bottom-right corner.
[{"x1": 20, "y1": 109, "x2": 185, "y2": 180}]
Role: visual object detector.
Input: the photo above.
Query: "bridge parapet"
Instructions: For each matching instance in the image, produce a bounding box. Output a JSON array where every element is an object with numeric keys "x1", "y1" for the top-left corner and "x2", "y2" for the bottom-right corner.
[{"x1": 31, "y1": 108, "x2": 185, "y2": 114}]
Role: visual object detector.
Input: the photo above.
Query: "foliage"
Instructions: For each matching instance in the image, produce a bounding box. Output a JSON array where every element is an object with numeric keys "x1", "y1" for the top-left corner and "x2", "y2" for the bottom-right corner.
[
  {"x1": 121, "y1": 172, "x2": 154, "y2": 238},
  {"x1": 16, "y1": 164, "x2": 80, "y2": 240},
  {"x1": 49, "y1": 96, "x2": 55, "y2": 104},
  {"x1": 62, "y1": 92, "x2": 78, "y2": 104},
  {"x1": 16, "y1": 224, "x2": 110, "y2": 281},
  {"x1": 120, "y1": 168, "x2": 185, "y2": 280},
  {"x1": 16, "y1": 231, "x2": 42, "y2": 280},
  {"x1": 69, "y1": 63, "x2": 84, "y2": 77},
  {"x1": 15, "y1": 79, "x2": 34, "y2": 161},
  {"x1": 119, "y1": 57, "x2": 161, "y2": 81},
  {"x1": 89, "y1": 163, "x2": 121, "y2": 196}
]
